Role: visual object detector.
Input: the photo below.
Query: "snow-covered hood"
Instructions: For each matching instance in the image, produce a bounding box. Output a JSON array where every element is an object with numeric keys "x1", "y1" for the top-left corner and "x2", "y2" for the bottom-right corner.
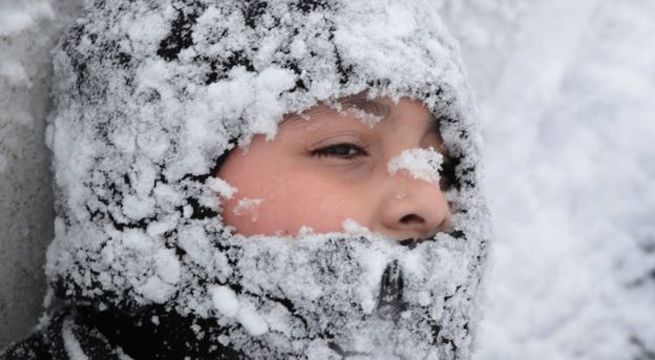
[{"x1": 46, "y1": 0, "x2": 491, "y2": 358}]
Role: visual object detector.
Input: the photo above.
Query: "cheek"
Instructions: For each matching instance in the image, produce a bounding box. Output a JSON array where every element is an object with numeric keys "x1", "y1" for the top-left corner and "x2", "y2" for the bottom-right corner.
[{"x1": 220, "y1": 170, "x2": 369, "y2": 236}]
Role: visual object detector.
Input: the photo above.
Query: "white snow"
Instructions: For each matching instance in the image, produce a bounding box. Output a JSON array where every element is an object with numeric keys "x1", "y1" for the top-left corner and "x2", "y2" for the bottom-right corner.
[
  {"x1": 232, "y1": 198, "x2": 264, "y2": 221},
  {"x1": 137, "y1": 276, "x2": 175, "y2": 304},
  {"x1": 206, "y1": 177, "x2": 238, "y2": 199},
  {"x1": 387, "y1": 147, "x2": 443, "y2": 184},
  {"x1": 236, "y1": 302, "x2": 269, "y2": 336},
  {"x1": 121, "y1": 229, "x2": 156, "y2": 252},
  {"x1": 154, "y1": 249, "x2": 181, "y2": 284},
  {"x1": 209, "y1": 285, "x2": 240, "y2": 318},
  {"x1": 307, "y1": 340, "x2": 341, "y2": 360},
  {"x1": 121, "y1": 195, "x2": 156, "y2": 220},
  {"x1": 61, "y1": 318, "x2": 89, "y2": 360},
  {"x1": 456, "y1": 0, "x2": 655, "y2": 359},
  {"x1": 342, "y1": 218, "x2": 370, "y2": 235},
  {"x1": 146, "y1": 216, "x2": 179, "y2": 236}
]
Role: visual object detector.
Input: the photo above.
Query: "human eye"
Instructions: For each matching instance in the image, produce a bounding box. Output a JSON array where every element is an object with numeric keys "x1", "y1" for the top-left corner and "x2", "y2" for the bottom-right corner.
[{"x1": 311, "y1": 143, "x2": 368, "y2": 160}]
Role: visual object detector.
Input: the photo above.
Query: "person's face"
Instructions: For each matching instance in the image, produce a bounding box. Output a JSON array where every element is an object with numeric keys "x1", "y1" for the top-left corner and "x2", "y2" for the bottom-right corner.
[{"x1": 217, "y1": 95, "x2": 453, "y2": 241}]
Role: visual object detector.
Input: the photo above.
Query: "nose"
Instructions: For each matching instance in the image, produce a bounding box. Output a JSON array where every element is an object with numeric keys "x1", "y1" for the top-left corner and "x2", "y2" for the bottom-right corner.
[{"x1": 377, "y1": 172, "x2": 451, "y2": 241}]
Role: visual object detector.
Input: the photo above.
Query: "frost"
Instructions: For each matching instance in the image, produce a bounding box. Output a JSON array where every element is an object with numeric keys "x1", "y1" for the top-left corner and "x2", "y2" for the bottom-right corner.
[{"x1": 387, "y1": 147, "x2": 443, "y2": 184}]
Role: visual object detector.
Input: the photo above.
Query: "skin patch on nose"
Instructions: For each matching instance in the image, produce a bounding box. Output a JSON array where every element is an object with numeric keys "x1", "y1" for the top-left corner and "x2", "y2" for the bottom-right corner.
[{"x1": 387, "y1": 147, "x2": 443, "y2": 184}]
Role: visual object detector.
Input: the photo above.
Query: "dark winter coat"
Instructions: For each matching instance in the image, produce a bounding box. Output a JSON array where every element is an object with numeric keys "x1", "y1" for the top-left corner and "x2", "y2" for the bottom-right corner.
[{"x1": 0, "y1": 305, "x2": 246, "y2": 360}]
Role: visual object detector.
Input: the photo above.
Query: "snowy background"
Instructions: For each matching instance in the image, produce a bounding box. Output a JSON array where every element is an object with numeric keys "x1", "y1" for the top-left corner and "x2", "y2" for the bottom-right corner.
[{"x1": 1, "y1": 0, "x2": 653, "y2": 359}]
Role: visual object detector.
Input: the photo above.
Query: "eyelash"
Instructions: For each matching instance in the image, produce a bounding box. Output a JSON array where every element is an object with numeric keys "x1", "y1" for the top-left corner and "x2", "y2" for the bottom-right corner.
[{"x1": 311, "y1": 143, "x2": 368, "y2": 160}]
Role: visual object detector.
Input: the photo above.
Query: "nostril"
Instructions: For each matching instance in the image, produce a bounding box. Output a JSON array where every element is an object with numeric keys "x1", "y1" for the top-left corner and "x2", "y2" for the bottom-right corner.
[{"x1": 399, "y1": 214, "x2": 424, "y2": 225}]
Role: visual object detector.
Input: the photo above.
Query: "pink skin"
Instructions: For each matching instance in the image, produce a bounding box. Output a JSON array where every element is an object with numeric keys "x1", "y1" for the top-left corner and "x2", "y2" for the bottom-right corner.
[{"x1": 217, "y1": 96, "x2": 452, "y2": 241}]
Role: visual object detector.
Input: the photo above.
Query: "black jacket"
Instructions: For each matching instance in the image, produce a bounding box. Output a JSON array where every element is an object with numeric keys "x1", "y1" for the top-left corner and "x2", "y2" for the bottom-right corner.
[{"x1": 0, "y1": 305, "x2": 246, "y2": 360}]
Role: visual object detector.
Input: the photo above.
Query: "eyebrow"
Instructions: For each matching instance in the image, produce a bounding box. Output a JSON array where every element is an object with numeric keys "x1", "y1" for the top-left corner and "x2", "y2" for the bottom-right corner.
[
  {"x1": 284, "y1": 95, "x2": 445, "y2": 146},
  {"x1": 282, "y1": 95, "x2": 391, "y2": 129},
  {"x1": 339, "y1": 93, "x2": 390, "y2": 118}
]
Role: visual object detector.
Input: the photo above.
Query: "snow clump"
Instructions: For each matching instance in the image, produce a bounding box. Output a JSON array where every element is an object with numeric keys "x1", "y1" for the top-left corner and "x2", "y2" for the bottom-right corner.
[{"x1": 388, "y1": 147, "x2": 444, "y2": 184}]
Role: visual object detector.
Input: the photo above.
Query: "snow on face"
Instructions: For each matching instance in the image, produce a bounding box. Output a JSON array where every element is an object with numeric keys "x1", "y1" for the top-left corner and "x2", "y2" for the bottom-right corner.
[
  {"x1": 46, "y1": 0, "x2": 489, "y2": 357},
  {"x1": 387, "y1": 147, "x2": 444, "y2": 185},
  {"x1": 206, "y1": 177, "x2": 238, "y2": 199}
]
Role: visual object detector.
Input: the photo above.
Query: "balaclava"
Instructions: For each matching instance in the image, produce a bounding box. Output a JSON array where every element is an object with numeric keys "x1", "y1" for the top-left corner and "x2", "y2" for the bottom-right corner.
[{"x1": 46, "y1": 0, "x2": 491, "y2": 359}]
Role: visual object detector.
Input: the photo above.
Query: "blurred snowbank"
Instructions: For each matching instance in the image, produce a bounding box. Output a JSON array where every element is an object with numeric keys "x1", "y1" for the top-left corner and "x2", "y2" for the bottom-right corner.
[
  {"x1": 0, "y1": 0, "x2": 83, "y2": 347},
  {"x1": 449, "y1": 0, "x2": 655, "y2": 359}
]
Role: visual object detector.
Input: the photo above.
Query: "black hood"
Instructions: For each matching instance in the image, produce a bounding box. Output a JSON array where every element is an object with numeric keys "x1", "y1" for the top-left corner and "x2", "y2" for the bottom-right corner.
[{"x1": 45, "y1": 0, "x2": 491, "y2": 358}]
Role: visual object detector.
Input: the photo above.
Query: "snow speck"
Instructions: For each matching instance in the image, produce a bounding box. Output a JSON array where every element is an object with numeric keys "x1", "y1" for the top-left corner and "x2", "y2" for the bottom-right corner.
[
  {"x1": 307, "y1": 340, "x2": 341, "y2": 360},
  {"x1": 138, "y1": 276, "x2": 175, "y2": 304},
  {"x1": 387, "y1": 147, "x2": 443, "y2": 184},
  {"x1": 154, "y1": 249, "x2": 181, "y2": 284},
  {"x1": 62, "y1": 319, "x2": 89, "y2": 360},
  {"x1": 237, "y1": 302, "x2": 269, "y2": 336},
  {"x1": 121, "y1": 229, "x2": 156, "y2": 252},
  {"x1": 42, "y1": 286, "x2": 54, "y2": 308},
  {"x1": 233, "y1": 198, "x2": 264, "y2": 221},
  {"x1": 146, "y1": 216, "x2": 179, "y2": 236},
  {"x1": 122, "y1": 195, "x2": 156, "y2": 220},
  {"x1": 356, "y1": 249, "x2": 389, "y2": 313},
  {"x1": 297, "y1": 226, "x2": 315, "y2": 237},
  {"x1": 207, "y1": 177, "x2": 238, "y2": 199},
  {"x1": 209, "y1": 285, "x2": 240, "y2": 317},
  {"x1": 342, "y1": 218, "x2": 370, "y2": 234}
]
